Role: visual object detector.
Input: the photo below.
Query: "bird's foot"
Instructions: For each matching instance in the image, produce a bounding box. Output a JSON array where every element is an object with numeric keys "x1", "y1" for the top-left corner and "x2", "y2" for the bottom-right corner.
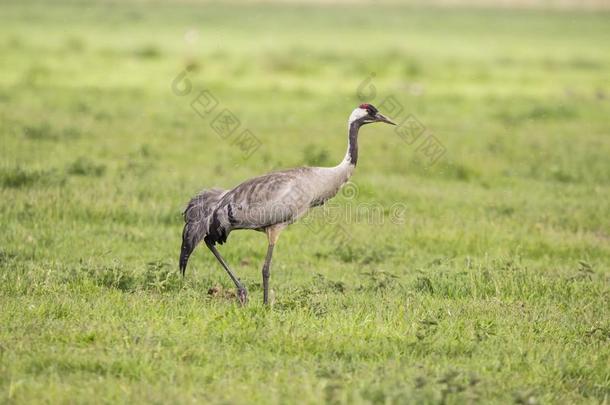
[{"x1": 237, "y1": 287, "x2": 248, "y2": 306}]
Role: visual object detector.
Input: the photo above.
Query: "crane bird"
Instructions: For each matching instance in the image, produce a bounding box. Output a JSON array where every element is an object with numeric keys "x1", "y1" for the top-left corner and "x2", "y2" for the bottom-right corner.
[{"x1": 180, "y1": 103, "x2": 395, "y2": 305}]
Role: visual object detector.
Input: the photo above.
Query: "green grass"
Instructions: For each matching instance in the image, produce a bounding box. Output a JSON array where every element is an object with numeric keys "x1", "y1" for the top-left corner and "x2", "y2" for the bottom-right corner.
[{"x1": 1, "y1": 1, "x2": 609, "y2": 403}]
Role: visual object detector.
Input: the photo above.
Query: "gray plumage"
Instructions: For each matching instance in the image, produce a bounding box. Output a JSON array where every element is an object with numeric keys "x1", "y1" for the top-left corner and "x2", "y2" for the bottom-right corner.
[{"x1": 179, "y1": 104, "x2": 395, "y2": 305}]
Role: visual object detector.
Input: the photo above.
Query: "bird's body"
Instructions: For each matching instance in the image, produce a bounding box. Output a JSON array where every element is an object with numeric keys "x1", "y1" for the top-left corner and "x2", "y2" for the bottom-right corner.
[{"x1": 180, "y1": 104, "x2": 394, "y2": 304}]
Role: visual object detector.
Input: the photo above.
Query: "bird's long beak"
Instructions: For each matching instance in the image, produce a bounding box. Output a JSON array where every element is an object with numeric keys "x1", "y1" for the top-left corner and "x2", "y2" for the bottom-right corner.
[{"x1": 375, "y1": 113, "x2": 396, "y2": 125}]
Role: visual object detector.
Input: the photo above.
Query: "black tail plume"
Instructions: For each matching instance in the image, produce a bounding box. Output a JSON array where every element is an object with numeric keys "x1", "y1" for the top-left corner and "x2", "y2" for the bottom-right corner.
[
  {"x1": 179, "y1": 225, "x2": 194, "y2": 276},
  {"x1": 178, "y1": 188, "x2": 226, "y2": 275}
]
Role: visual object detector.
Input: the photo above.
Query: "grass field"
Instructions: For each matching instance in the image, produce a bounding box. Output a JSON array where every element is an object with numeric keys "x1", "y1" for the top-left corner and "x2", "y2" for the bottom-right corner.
[{"x1": 1, "y1": 1, "x2": 609, "y2": 403}]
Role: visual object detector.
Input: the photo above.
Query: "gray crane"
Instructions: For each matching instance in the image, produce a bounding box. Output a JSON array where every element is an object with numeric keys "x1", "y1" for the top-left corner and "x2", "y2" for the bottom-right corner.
[{"x1": 180, "y1": 104, "x2": 395, "y2": 305}]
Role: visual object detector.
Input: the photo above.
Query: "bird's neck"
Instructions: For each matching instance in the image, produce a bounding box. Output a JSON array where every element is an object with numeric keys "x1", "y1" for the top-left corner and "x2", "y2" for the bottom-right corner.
[
  {"x1": 344, "y1": 120, "x2": 360, "y2": 166},
  {"x1": 329, "y1": 120, "x2": 360, "y2": 183}
]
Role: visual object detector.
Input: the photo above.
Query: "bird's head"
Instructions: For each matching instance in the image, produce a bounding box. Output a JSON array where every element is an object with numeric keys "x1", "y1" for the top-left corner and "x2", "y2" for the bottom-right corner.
[{"x1": 349, "y1": 103, "x2": 396, "y2": 127}]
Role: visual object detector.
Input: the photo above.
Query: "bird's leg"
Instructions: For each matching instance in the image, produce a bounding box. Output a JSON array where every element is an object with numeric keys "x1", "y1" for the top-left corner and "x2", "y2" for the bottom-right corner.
[
  {"x1": 205, "y1": 240, "x2": 248, "y2": 305},
  {"x1": 262, "y1": 225, "x2": 284, "y2": 306},
  {"x1": 262, "y1": 244, "x2": 274, "y2": 305}
]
